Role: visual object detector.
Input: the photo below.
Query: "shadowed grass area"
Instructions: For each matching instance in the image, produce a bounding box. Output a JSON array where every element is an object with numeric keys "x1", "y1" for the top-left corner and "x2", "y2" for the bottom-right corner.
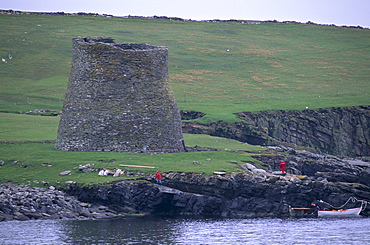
[{"x1": 184, "y1": 134, "x2": 266, "y2": 152}]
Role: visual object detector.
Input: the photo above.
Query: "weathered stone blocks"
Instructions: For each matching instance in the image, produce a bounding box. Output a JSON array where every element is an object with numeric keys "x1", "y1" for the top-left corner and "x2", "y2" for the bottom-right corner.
[{"x1": 55, "y1": 37, "x2": 185, "y2": 153}]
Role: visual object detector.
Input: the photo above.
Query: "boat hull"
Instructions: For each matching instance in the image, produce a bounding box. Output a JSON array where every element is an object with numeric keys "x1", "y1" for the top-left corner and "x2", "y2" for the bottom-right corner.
[{"x1": 318, "y1": 207, "x2": 362, "y2": 218}]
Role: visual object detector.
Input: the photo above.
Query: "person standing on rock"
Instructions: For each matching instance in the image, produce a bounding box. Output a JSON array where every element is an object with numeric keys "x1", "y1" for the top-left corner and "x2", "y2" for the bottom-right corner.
[
  {"x1": 156, "y1": 171, "x2": 163, "y2": 184},
  {"x1": 310, "y1": 203, "x2": 320, "y2": 215},
  {"x1": 280, "y1": 161, "x2": 286, "y2": 175}
]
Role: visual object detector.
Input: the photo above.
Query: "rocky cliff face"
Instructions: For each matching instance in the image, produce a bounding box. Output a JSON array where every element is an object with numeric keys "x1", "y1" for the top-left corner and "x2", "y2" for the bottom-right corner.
[
  {"x1": 2, "y1": 147, "x2": 369, "y2": 221},
  {"x1": 62, "y1": 147, "x2": 370, "y2": 218},
  {"x1": 183, "y1": 106, "x2": 370, "y2": 157}
]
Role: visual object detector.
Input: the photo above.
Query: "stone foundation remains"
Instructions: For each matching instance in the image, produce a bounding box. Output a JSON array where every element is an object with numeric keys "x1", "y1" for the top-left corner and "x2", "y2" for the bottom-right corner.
[{"x1": 55, "y1": 37, "x2": 185, "y2": 153}]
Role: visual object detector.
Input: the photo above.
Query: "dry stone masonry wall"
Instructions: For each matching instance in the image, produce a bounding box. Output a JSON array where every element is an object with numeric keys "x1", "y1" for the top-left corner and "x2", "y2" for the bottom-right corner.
[{"x1": 55, "y1": 37, "x2": 185, "y2": 153}]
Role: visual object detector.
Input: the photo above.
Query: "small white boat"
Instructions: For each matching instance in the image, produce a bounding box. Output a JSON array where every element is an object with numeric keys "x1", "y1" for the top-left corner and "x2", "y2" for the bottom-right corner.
[{"x1": 318, "y1": 207, "x2": 362, "y2": 218}]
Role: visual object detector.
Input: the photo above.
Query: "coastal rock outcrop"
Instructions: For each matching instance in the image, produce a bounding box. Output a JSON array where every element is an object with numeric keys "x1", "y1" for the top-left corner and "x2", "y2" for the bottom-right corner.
[
  {"x1": 1, "y1": 147, "x2": 369, "y2": 221},
  {"x1": 62, "y1": 147, "x2": 370, "y2": 218},
  {"x1": 183, "y1": 106, "x2": 370, "y2": 157},
  {"x1": 0, "y1": 184, "x2": 117, "y2": 221}
]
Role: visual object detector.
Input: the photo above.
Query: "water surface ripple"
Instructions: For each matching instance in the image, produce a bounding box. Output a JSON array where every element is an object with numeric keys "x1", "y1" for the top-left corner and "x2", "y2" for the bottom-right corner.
[{"x1": 0, "y1": 216, "x2": 369, "y2": 244}]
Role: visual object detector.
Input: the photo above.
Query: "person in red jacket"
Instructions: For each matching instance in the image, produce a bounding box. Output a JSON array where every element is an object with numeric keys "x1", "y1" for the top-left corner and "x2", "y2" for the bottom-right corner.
[
  {"x1": 280, "y1": 161, "x2": 286, "y2": 175},
  {"x1": 156, "y1": 171, "x2": 163, "y2": 184}
]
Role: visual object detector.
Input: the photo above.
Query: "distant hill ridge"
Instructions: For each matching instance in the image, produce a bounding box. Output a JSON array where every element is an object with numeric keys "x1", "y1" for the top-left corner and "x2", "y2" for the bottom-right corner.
[{"x1": 1, "y1": 9, "x2": 367, "y2": 29}]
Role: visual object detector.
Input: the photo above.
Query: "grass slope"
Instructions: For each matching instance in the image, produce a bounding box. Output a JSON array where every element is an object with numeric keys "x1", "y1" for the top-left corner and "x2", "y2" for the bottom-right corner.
[
  {"x1": 0, "y1": 14, "x2": 369, "y2": 186},
  {"x1": 1, "y1": 14, "x2": 369, "y2": 119}
]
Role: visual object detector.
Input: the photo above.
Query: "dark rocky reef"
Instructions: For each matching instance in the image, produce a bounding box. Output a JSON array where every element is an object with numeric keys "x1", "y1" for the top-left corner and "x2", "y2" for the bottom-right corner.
[{"x1": 183, "y1": 106, "x2": 370, "y2": 157}]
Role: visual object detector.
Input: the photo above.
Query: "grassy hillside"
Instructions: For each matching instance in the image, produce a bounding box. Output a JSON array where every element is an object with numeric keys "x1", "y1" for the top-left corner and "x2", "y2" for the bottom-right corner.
[
  {"x1": 0, "y1": 14, "x2": 369, "y2": 186},
  {"x1": 1, "y1": 14, "x2": 369, "y2": 121}
]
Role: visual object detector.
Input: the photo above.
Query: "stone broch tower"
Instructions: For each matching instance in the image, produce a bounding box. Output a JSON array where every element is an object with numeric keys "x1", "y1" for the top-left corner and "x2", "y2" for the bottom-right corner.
[{"x1": 55, "y1": 37, "x2": 185, "y2": 153}]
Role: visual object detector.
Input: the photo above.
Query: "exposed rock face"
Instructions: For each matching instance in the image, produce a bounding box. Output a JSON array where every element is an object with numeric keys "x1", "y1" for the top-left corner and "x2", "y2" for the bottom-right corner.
[
  {"x1": 183, "y1": 106, "x2": 370, "y2": 157},
  {"x1": 62, "y1": 147, "x2": 370, "y2": 218},
  {"x1": 55, "y1": 37, "x2": 185, "y2": 153},
  {"x1": 237, "y1": 106, "x2": 369, "y2": 157},
  {"x1": 0, "y1": 184, "x2": 118, "y2": 221},
  {"x1": 180, "y1": 110, "x2": 206, "y2": 120},
  {"x1": 2, "y1": 148, "x2": 369, "y2": 222}
]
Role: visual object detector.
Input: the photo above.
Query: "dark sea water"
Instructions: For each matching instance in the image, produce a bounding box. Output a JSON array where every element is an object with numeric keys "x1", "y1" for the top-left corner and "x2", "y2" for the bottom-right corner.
[{"x1": 0, "y1": 216, "x2": 369, "y2": 245}]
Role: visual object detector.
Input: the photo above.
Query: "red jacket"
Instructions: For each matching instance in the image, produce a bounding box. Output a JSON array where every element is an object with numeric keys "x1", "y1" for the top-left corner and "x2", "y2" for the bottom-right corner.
[
  {"x1": 156, "y1": 172, "x2": 162, "y2": 180},
  {"x1": 280, "y1": 161, "x2": 286, "y2": 169}
]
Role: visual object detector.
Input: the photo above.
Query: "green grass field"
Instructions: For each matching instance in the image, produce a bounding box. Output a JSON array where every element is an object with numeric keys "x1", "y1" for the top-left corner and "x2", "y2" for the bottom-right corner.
[
  {"x1": 0, "y1": 14, "x2": 369, "y2": 186},
  {"x1": 0, "y1": 133, "x2": 265, "y2": 187},
  {"x1": 1, "y1": 15, "x2": 369, "y2": 118}
]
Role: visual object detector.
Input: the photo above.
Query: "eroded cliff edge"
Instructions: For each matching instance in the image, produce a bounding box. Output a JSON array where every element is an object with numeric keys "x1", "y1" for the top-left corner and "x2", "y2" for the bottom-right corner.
[{"x1": 183, "y1": 106, "x2": 369, "y2": 157}]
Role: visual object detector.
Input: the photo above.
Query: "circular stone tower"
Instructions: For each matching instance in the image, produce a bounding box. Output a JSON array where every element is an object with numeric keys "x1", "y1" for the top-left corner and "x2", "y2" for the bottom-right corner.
[{"x1": 55, "y1": 37, "x2": 185, "y2": 153}]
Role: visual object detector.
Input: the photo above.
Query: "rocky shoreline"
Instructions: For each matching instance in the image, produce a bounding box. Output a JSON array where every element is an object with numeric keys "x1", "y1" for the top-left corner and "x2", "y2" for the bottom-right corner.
[
  {"x1": 0, "y1": 184, "x2": 119, "y2": 222},
  {"x1": 64, "y1": 146, "x2": 370, "y2": 218},
  {"x1": 2, "y1": 146, "x2": 369, "y2": 222}
]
